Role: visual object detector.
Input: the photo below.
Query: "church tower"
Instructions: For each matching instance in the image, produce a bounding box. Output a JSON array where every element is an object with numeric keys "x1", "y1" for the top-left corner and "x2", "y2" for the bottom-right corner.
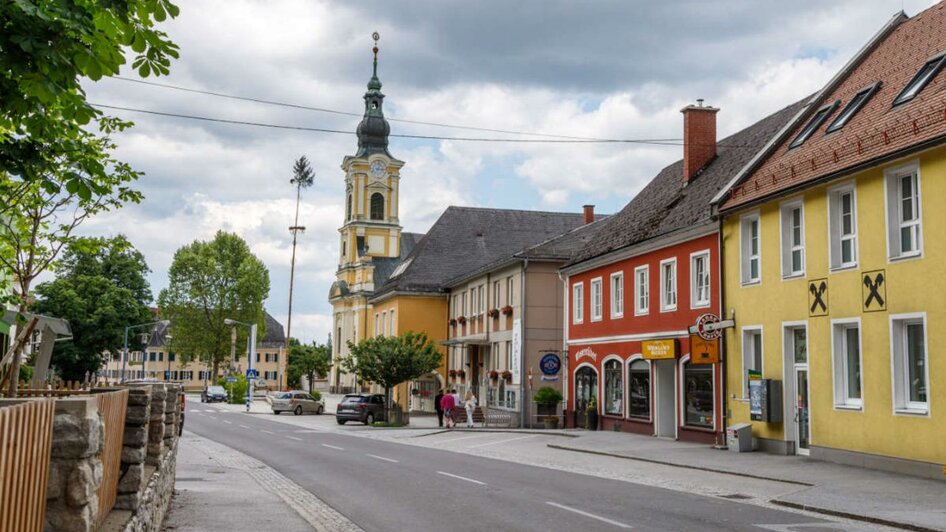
[{"x1": 328, "y1": 33, "x2": 405, "y2": 391}]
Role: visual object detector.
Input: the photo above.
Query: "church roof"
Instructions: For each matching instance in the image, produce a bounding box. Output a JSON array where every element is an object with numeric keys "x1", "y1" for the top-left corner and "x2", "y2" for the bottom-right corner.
[
  {"x1": 372, "y1": 232, "x2": 424, "y2": 289},
  {"x1": 355, "y1": 37, "x2": 392, "y2": 158},
  {"x1": 373, "y1": 207, "x2": 597, "y2": 299}
]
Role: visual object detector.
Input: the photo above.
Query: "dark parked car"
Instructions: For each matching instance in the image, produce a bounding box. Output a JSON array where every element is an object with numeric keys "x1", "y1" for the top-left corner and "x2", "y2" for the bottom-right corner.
[
  {"x1": 336, "y1": 393, "x2": 386, "y2": 425},
  {"x1": 201, "y1": 385, "x2": 228, "y2": 403}
]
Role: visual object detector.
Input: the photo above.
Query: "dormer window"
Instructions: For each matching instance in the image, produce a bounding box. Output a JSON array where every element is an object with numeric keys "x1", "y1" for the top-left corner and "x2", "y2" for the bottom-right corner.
[
  {"x1": 893, "y1": 52, "x2": 946, "y2": 106},
  {"x1": 826, "y1": 82, "x2": 881, "y2": 133},
  {"x1": 788, "y1": 101, "x2": 839, "y2": 149}
]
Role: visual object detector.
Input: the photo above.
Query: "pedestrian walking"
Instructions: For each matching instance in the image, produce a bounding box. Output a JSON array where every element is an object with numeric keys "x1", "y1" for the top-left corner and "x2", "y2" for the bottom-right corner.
[
  {"x1": 434, "y1": 389, "x2": 445, "y2": 427},
  {"x1": 464, "y1": 390, "x2": 477, "y2": 428},
  {"x1": 440, "y1": 390, "x2": 456, "y2": 428}
]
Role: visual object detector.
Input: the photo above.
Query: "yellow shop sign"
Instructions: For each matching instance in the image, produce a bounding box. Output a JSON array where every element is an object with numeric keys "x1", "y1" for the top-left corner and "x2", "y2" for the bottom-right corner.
[{"x1": 642, "y1": 339, "x2": 678, "y2": 360}]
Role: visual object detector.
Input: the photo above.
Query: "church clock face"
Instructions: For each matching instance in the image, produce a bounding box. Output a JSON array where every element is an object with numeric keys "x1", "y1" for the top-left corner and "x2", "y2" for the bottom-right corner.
[{"x1": 370, "y1": 160, "x2": 386, "y2": 178}]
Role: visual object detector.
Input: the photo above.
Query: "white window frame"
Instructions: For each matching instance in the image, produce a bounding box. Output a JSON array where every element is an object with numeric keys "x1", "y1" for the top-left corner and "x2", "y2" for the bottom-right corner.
[
  {"x1": 590, "y1": 277, "x2": 603, "y2": 322},
  {"x1": 827, "y1": 182, "x2": 858, "y2": 271},
  {"x1": 740, "y1": 211, "x2": 761, "y2": 285},
  {"x1": 374, "y1": 313, "x2": 380, "y2": 337},
  {"x1": 389, "y1": 309, "x2": 395, "y2": 336},
  {"x1": 889, "y1": 312, "x2": 930, "y2": 416},
  {"x1": 741, "y1": 326, "x2": 763, "y2": 398},
  {"x1": 602, "y1": 355, "x2": 625, "y2": 417},
  {"x1": 493, "y1": 280, "x2": 500, "y2": 309},
  {"x1": 831, "y1": 318, "x2": 863, "y2": 410},
  {"x1": 690, "y1": 250, "x2": 711, "y2": 309},
  {"x1": 506, "y1": 276, "x2": 514, "y2": 306},
  {"x1": 626, "y1": 355, "x2": 651, "y2": 421},
  {"x1": 479, "y1": 285, "x2": 486, "y2": 314},
  {"x1": 634, "y1": 265, "x2": 649, "y2": 316},
  {"x1": 884, "y1": 161, "x2": 923, "y2": 261},
  {"x1": 779, "y1": 199, "x2": 806, "y2": 279},
  {"x1": 659, "y1": 258, "x2": 677, "y2": 312},
  {"x1": 381, "y1": 311, "x2": 387, "y2": 337},
  {"x1": 461, "y1": 291, "x2": 467, "y2": 317},
  {"x1": 572, "y1": 282, "x2": 584, "y2": 324},
  {"x1": 610, "y1": 272, "x2": 624, "y2": 319}
]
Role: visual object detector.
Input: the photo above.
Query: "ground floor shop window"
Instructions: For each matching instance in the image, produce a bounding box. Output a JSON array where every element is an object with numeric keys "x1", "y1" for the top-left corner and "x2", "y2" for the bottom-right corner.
[
  {"x1": 604, "y1": 359, "x2": 623, "y2": 415},
  {"x1": 683, "y1": 361, "x2": 713, "y2": 428},
  {"x1": 628, "y1": 359, "x2": 650, "y2": 420}
]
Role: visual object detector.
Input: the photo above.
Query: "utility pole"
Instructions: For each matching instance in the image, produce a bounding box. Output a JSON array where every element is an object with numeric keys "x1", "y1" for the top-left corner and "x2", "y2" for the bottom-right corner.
[{"x1": 286, "y1": 156, "x2": 314, "y2": 391}]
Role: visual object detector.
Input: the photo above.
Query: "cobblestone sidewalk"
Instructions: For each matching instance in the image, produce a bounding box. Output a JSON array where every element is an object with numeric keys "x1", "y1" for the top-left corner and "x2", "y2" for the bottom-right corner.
[{"x1": 176, "y1": 432, "x2": 362, "y2": 532}]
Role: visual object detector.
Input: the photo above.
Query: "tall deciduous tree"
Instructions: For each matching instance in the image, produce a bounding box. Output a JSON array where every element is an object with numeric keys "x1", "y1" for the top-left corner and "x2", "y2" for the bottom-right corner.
[
  {"x1": 158, "y1": 231, "x2": 270, "y2": 379},
  {"x1": 287, "y1": 341, "x2": 331, "y2": 391},
  {"x1": 343, "y1": 331, "x2": 442, "y2": 413},
  {"x1": 32, "y1": 236, "x2": 153, "y2": 381}
]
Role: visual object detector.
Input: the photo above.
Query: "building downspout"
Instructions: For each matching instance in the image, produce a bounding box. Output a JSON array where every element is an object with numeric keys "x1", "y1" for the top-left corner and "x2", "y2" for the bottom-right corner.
[
  {"x1": 558, "y1": 268, "x2": 569, "y2": 428},
  {"x1": 519, "y1": 258, "x2": 528, "y2": 428},
  {"x1": 716, "y1": 217, "x2": 728, "y2": 448}
]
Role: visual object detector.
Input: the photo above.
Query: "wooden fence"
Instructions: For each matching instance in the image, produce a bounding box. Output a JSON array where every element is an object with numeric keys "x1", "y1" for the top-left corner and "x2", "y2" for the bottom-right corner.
[
  {"x1": 93, "y1": 389, "x2": 128, "y2": 527},
  {"x1": 0, "y1": 399, "x2": 55, "y2": 532}
]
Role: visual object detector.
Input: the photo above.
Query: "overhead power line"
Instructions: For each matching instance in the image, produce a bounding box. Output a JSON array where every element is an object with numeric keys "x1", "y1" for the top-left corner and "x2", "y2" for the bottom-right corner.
[
  {"x1": 110, "y1": 76, "x2": 673, "y2": 143},
  {"x1": 94, "y1": 103, "x2": 721, "y2": 146}
]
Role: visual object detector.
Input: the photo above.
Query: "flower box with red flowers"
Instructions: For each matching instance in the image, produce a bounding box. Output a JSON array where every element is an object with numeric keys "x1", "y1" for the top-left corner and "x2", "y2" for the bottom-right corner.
[
  {"x1": 501, "y1": 370, "x2": 512, "y2": 381},
  {"x1": 457, "y1": 316, "x2": 467, "y2": 325},
  {"x1": 457, "y1": 369, "x2": 466, "y2": 378},
  {"x1": 488, "y1": 308, "x2": 500, "y2": 319},
  {"x1": 448, "y1": 369, "x2": 458, "y2": 378},
  {"x1": 488, "y1": 370, "x2": 499, "y2": 380},
  {"x1": 449, "y1": 318, "x2": 457, "y2": 326},
  {"x1": 500, "y1": 305, "x2": 513, "y2": 316}
]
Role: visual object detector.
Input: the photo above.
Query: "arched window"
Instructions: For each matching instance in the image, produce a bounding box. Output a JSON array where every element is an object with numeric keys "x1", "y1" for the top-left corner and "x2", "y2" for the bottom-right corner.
[
  {"x1": 346, "y1": 194, "x2": 352, "y2": 220},
  {"x1": 683, "y1": 360, "x2": 713, "y2": 428},
  {"x1": 603, "y1": 359, "x2": 623, "y2": 415},
  {"x1": 628, "y1": 359, "x2": 650, "y2": 419},
  {"x1": 370, "y1": 193, "x2": 384, "y2": 220}
]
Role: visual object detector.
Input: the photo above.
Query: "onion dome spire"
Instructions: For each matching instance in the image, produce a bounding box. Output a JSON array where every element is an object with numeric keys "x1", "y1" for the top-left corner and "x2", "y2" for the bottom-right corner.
[{"x1": 356, "y1": 31, "x2": 391, "y2": 157}]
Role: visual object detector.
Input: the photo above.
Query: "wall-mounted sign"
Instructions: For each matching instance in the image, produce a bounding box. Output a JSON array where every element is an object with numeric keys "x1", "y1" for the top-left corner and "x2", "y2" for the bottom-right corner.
[
  {"x1": 862, "y1": 269, "x2": 886, "y2": 312},
  {"x1": 642, "y1": 339, "x2": 677, "y2": 360},
  {"x1": 539, "y1": 353, "x2": 561, "y2": 376},
  {"x1": 808, "y1": 278, "x2": 828, "y2": 317},
  {"x1": 689, "y1": 335, "x2": 719, "y2": 364},
  {"x1": 575, "y1": 347, "x2": 598, "y2": 362},
  {"x1": 511, "y1": 319, "x2": 522, "y2": 385}
]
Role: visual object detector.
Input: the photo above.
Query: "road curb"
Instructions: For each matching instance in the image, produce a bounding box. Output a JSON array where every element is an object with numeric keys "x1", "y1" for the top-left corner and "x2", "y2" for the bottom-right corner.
[
  {"x1": 545, "y1": 443, "x2": 812, "y2": 486},
  {"x1": 769, "y1": 500, "x2": 942, "y2": 532},
  {"x1": 414, "y1": 429, "x2": 579, "y2": 438}
]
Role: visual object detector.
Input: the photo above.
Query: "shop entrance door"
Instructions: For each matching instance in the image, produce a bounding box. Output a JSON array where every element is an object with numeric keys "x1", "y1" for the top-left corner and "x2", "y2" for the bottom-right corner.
[
  {"x1": 574, "y1": 366, "x2": 597, "y2": 428},
  {"x1": 794, "y1": 367, "x2": 810, "y2": 455},
  {"x1": 654, "y1": 359, "x2": 676, "y2": 439}
]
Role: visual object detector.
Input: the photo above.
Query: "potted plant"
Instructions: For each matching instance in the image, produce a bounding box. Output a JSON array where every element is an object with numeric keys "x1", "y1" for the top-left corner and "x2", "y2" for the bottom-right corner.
[
  {"x1": 448, "y1": 369, "x2": 458, "y2": 379},
  {"x1": 488, "y1": 308, "x2": 500, "y2": 319},
  {"x1": 449, "y1": 318, "x2": 457, "y2": 326},
  {"x1": 458, "y1": 316, "x2": 467, "y2": 325},
  {"x1": 534, "y1": 386, "x2": 563, "y2": 430},
  {"x1": 585, "y1": 396, "x2": 599, "y2": 431},
  {"x1": 501, "y1": 305, "x2": 513, "y2": 316},
  {"x1": 488, "y1": 370, "x2": 499, "y2": 381},
  {"x1": 501, "y1": 370, "x2": 512, "y2": 382},
  {"x1": 457, "y1": 369, "x2": 466, "y2": 379}
]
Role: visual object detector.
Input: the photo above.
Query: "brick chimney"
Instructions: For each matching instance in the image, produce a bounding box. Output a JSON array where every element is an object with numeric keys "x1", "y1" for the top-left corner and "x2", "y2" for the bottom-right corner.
[
  {"x1": 582, "y1": 205, "x2": 595, "y2": 224},
  {"x1": 681, "y1": 99, "x2": 719, "y2": 183}
]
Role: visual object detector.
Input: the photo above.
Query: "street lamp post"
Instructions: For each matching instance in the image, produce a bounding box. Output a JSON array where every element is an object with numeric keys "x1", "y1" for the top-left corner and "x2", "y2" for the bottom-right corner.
[
  {"x1": 122, "y1": 320, "x2": 169, "y2": 382},
  {"x1": 224, "y1": 318, "x2": 257, "y2": 412},
  {"x1": 165, "y1": 334, "x2": 173, "y2": 382}
]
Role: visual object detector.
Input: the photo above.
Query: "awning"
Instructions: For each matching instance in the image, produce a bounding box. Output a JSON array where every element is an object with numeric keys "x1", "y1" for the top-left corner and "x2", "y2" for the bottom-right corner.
[{"x1": 1, "y1": 310, "x2": 72, "y2": 337}]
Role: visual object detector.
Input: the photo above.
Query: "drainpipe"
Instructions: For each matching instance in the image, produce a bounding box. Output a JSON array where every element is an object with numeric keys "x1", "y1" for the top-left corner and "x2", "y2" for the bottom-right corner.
[
  {"x1": 558, "y1": 268, "x2": 569, "y2": 428},
  {"x1": 519, "y1": 259, "x2": 528, "y2": 428},
  {"x1": 717, "y1": 218, "x2": 728, "y2": 448}
]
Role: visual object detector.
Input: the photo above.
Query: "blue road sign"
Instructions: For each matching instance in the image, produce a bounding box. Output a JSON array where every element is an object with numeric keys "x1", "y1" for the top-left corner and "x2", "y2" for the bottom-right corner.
[
  {"x1": 226, "y1": 376, "x2": 238, "y2": 383},
  {"x1": 246, "y1": 369, "x2": 258, "y2": 379}
]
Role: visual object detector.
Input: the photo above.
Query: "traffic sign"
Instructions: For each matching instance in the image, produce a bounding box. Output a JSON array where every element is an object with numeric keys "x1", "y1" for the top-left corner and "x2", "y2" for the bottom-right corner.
[
  {"x1": 246, "y1": 369, "x2": 258, "y2": 379},
  {"x1": 226, "y1": 377, "x2": 238, "y2": 383}
]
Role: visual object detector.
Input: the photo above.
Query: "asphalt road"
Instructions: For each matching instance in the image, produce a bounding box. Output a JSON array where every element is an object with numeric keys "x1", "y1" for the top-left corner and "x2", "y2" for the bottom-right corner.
[{"x1": 184, "y1": 409, "x2": 833, "y2": 532}]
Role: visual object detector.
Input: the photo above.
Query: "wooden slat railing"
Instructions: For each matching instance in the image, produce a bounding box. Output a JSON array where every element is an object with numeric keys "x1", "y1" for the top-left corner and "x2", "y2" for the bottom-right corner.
[
  {"x1": 92, "y1": 389, "x2": 128, "y2": 527},
  {"x1": 0, "y1": 399, "x2": 55, "y2": 532}
]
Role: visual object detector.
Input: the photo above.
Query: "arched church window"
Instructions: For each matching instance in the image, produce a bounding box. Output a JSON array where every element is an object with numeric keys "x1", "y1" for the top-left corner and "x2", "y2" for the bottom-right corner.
[{"x1": 370, "y1": 193, "x2": 384, "y2": 220}]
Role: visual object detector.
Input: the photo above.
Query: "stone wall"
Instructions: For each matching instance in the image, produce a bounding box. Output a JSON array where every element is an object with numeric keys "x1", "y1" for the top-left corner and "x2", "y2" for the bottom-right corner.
[
  {"x1": 44, "y1": 399, "x2": 105, "y2": 532},
  {"x1": 116, "y1": 437, "x2": 178, "y2": 532},
  {"x1": 115, "y1": 386, "x2": 151, "y2": 510}
]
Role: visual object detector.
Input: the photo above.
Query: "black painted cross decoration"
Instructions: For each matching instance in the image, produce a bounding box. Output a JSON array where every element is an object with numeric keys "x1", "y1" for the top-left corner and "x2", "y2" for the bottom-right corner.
[
  {"x1": 862, "y1": 270, "x2": 887, "y2": 312},
  {"x1": 808, "y1": 278, "x2": 828, "y2": 317}
]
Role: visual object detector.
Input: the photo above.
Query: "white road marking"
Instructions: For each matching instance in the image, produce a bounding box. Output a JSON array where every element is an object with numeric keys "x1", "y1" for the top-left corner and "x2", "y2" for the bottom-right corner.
[
  {"x1": 321, "y1": 444, "x2": 344, "y2": 450},
  {"x1": 188, "y1": 409, "x2": 200, "y2": 413},
  {"x1": 239, "y1": 425, "x2": 250, "y2": 429},
  {"x1": 468, "y1": 435, "x2": 538, "y2": 448},
  {"x1": 286, "y1": 436, "x2": 302, "y2": 441},
  {"x1": 366, "y1": 454, "x2": 399, "y2": 463},
  {"x1": 293, "y1": 429, "x2": 325, "y2": 433},
  {"x1": 545, "y1": 502, "x2": 633, "y2": 529},
  {"x1": 437, "y1": 471, "x2": 485, "y2": 485},
  {"x1": 222, "y1": 420, "x2": 232, "y2": 424},
  {"x1": 203, "y1": 409, "x2": 215, "y2": 412},
  {"x1": 437, "y1": 434, "x2": 492, "y2": 444},
  {"x1": 260, "y1": 430, "x2": 274, "y2": 435}
]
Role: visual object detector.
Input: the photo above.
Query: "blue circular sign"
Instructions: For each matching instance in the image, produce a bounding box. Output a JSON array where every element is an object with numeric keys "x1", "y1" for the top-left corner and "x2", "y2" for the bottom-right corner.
[{"x1": 540, "y1": 353, "x2": 561, "y2": 376}]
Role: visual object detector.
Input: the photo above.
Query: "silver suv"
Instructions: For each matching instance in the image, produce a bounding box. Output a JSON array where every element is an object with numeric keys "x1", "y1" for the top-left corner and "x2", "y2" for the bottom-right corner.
[
  {"x1": 336, "y1": 394, "x2": 386, "y2": 425},
  {"x1": 271, "y1": 391, "x2": 324, "y2": 415}
]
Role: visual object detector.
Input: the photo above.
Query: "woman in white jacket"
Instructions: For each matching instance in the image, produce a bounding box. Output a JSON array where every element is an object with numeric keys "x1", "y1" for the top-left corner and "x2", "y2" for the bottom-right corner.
[{"x1": 463, "y1": 390, "x2": 477, "y2": 428}]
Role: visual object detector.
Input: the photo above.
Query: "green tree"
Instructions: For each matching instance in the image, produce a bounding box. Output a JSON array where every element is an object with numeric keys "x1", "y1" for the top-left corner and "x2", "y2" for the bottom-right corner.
[
  {"x1": 343, "y1": 331, "x2": 442, "y2": 414},
  {"x1": 158, "y1": 231, "x2": 270, "y2": 380},
  {"x1": 32, "y1": 236, "x2": 152, "y2": 381},
  {"x1": 287, "y1": 341, "x2": 331, "y2": 391},
  {"x1": 1, "y1": 0, "x2": 180, "y2": 190}
]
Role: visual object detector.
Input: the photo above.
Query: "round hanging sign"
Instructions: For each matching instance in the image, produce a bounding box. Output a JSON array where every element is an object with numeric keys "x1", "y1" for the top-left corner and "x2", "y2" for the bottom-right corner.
[
  {"x1": 695, "y1": 313, "x2": 723, "y2": 341},
  {"x1": 539, "y1": 353, "x2": 561, "y2": 376}
]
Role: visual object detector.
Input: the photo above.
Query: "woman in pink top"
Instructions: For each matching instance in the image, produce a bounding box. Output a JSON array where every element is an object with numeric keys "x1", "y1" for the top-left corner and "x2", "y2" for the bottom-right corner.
[{"x1": 439, "y1": 391, "x2": 456, "y2": 428}]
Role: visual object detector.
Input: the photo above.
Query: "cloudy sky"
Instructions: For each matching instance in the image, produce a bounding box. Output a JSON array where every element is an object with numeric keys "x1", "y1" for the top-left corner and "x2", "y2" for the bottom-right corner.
[{"x1": 79, "y1": 0, "x2": 936, "y2": 344}]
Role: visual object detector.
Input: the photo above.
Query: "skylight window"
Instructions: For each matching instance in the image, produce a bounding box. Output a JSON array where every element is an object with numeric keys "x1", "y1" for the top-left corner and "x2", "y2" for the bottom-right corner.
[
  {"x1": 788, "y1": 101, "x2": 839, "y2": 149},
  {"x1": 390, "y1": 258, "x2": 412, "y2": 278},
  {"x1": 893, "y1": 52, "x2": 946, "y2": 106},
  {"x1": 826, "y1": 82, "x2": 881, "y2": 133}
]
